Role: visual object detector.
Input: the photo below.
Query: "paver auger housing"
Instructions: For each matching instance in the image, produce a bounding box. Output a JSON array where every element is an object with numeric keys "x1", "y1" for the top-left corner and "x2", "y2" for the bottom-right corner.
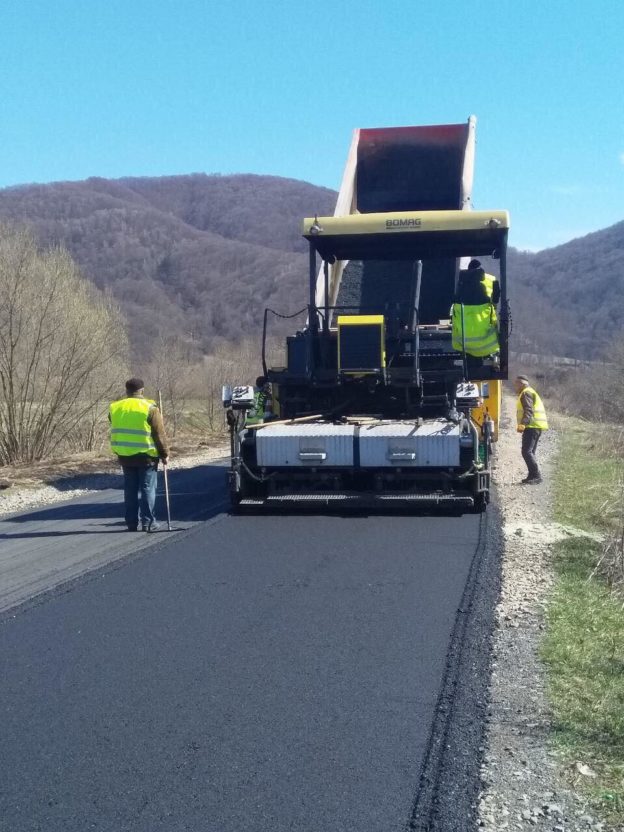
[{"x1": 223, "y1": 120, "x2": 510, "y2": 512}]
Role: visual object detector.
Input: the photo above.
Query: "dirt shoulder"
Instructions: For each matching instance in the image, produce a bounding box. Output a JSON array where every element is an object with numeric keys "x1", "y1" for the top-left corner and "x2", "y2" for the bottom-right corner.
[
  {"x1": 479, "y1": 396, "x2": 617, "y2": 832},
  {"x1": 0, "y1": 440, "x2": 229, "y2": 517}
]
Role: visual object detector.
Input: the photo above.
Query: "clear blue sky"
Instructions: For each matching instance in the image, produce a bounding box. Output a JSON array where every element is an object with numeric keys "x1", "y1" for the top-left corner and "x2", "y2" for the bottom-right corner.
[{"x1": 1, "y1": 0, "x2": 623, "y2": 250}]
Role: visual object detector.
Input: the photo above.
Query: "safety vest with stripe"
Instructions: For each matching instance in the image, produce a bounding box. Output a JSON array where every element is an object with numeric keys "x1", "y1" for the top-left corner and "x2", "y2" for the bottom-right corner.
[
  {"x1": 109, "y1": 397, "x2": 159, "y2": 457},
  {"x1": 245, "y1": 390, "x2": 267, "y2": 426},
  {"x1": 451, "y1": 302, "x2": 499, "y2": 357},
  {"x1": 481, "y1": 273, "x2": 496, "y2": 299},
  {"x1": 516, "y1": 386, "x2": 549, "y2": 430}
]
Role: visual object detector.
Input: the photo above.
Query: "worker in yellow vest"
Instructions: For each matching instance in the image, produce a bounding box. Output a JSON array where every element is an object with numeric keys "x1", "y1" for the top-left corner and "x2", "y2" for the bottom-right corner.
[
  {"x1": 245, "y1": 376, "x2": 272, "y2": 426},
  {"x1": 452, "y1": 259, "x2": 500, "y2": 358},
  {"x1": 109, "y1": 378, "x2": 170, "y2": 531},
  {"x1": 514, "y1": 375, "x2": 548, "y2": 484}
]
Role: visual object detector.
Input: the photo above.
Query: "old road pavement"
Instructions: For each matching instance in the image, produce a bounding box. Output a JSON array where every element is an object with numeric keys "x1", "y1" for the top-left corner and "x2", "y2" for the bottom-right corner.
[{"x1": 0, "y1": 459, "x2": 501, "y2": 832}]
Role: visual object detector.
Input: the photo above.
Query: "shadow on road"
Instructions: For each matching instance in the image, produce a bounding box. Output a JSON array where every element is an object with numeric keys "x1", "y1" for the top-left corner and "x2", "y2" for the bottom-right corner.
[
  {"x1": 0, "y1": 527, "x2": 197, "y2": 540},
  {"x1": 36, "y1": 453, "x2": 229, "y2": 494},
  {"x1": 1, "y1": 464, "x2": 228, "y2": 537},
  {"x1": 51, "y1": 471, "x2": 121, "y2": 492}
]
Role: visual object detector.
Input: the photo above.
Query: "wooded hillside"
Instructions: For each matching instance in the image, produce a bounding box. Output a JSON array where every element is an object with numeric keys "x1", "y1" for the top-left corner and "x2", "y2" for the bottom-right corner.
[
  {"x1": 0, "y1": 173, "x2": 621, "y2": 360},
  {"x1": 0, "y1": 174, "x2": 335, "y2": 357},
  {"x1": 508, "y1": 222, "x2": 624, "y2": 358}
]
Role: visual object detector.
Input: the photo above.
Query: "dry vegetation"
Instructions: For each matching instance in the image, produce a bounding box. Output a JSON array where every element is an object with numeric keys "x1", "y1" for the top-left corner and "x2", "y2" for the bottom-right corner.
[
  {"x1": 0, "y1": 224, "x2": 128, "y2": 465},
  {"x1": 542, "y1": 417, "x2": 624, "y2": 821},
  {"x1": 594, "y1": 476, "x2": 624, "y2": 594},
  {"x1": 517, "y1": 339, "x2": 624, "y2": 595},
  {"x1": 0, "y1": 209, "x2": 278, "y2": 472},
  {"x1": 143, "y1": 337, "x2": 279, "y2": 439},
  {"x1": 521, "y1": 343, "x2": 624, "y2": 822}
]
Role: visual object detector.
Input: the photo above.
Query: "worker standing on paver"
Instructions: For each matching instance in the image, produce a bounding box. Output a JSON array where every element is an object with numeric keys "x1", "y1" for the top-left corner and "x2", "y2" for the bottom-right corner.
[
  {"x1": 109, "y1": 378, "x2": 170, "y2": 532},
  {"x1": 452, "y1": 259, "x2": 500, "y2": 358},
  {"x1": 468, "y1": 258, "x2": 500, "y2": 305},
  {"x1": 514, "y1": 375, "x2": 548, "y2": 484}
]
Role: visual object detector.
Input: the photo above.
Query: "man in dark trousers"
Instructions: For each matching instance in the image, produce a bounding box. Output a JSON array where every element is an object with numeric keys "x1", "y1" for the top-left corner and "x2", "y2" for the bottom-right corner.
[
  {"x1": 109, "y1": 378, "x2": 170, "y2": 531},
  {"x1": 514, "y1": 375, "x2": 548, "y2": 484}
]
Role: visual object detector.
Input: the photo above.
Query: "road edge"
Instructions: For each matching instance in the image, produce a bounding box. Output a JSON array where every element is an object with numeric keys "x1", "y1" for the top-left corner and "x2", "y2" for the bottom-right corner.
[{"x1": 408, "y1": 496, "x2": 503, "y2": 831}]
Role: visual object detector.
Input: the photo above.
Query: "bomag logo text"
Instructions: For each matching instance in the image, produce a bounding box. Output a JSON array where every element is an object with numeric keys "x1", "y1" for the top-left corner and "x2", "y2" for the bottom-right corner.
[{"x1": 385, "y1": 218, "x2": 422, "y2": 229}]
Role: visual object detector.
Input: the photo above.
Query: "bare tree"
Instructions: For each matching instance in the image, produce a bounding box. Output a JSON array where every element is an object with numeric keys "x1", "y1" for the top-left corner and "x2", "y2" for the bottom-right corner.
[
  {"x1": 0, "y1": 224, "x2": 129, "y2": 464},
  {"x1": 147, "y1": 335, "x2": 199, "y2": 437},
  {"x1": 203, "y1": 341, "x2": 258, "y2": 432},
  {"x1": 202, "y1": 337, "x2": 285, "y2": 431}
]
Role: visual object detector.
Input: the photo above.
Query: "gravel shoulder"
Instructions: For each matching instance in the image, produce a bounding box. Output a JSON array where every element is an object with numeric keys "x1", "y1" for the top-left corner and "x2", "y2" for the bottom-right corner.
[{"x1": 478, "y1": 396, "x2": 618, "y2": 832}]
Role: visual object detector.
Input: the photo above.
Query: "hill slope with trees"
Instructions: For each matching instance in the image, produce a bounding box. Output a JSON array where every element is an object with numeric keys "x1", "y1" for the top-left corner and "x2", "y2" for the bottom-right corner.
[
  {"x1": 508, "y1": 222, "x2": 624, "y2": 358},
  {"x1": 0, "y1": 173, "x2": 621, "y2": 360},
  {"x1": 0, "y1": 174, "x2": 336, "y2": 357}
]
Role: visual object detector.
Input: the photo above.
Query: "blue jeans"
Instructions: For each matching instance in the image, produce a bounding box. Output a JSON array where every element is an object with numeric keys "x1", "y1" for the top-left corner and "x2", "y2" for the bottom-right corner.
[{"x1": 122, "y1": 465, "x2": 157, "y2": 529}]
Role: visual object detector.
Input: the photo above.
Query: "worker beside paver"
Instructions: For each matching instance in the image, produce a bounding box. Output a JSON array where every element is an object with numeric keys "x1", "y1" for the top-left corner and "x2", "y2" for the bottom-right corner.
[
  {"x1": 451, "y1": 259, "x2": 500, "y2": 358},
  {"x1": 514, "y1": 374, "x2": 548, "y2": 485},
  {"x1": 245, "y1": 376, "x2": 272, "y2": 426},
  {"x1": 109, "y1": 378, "x2": 170, "y2": 532}
]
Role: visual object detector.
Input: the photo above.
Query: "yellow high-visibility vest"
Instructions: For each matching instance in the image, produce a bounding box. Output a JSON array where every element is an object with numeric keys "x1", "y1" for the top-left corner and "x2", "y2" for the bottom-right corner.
[
  {"x1": 109, "y1": 397, "x2": 159, "y2": 457},
  {"x1": 481, "y1": 273, "x2": 496, "y2": 299},
  {"x1": 245, "y1": 390, "x2": 267, "y2": 426},
  {"x1": 451, "y1": 303, "x2": 499, "y2": 357},
  {"x1": 516, "y1": 386, "x2": 548, "y2": 430}
]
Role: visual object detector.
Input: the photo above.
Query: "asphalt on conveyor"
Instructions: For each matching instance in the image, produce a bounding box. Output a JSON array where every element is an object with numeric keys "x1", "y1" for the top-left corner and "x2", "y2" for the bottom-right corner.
[{"x1": 0, "y1": 466, "x2": 489, "y2": 832}]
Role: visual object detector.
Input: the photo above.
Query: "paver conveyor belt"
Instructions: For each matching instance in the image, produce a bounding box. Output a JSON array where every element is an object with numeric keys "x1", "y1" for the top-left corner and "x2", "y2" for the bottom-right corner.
[{"x1": 320, "y1": 118, "x2": 476, "y2": 325}]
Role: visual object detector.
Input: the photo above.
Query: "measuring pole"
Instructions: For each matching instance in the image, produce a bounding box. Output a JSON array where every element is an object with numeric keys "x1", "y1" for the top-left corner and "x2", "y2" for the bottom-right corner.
[{"x1": 157, "y1": 389, "x2": 172, "y2": 531}]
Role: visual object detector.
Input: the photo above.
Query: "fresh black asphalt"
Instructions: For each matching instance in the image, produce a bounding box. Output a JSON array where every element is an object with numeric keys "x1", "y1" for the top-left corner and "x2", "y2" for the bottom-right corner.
[
  {"x1": 0, "y1": 463, "x2": 227, "y2": 612},
  {"x1": 0, "y1": 463, "x2": 499, "y2": 832}
]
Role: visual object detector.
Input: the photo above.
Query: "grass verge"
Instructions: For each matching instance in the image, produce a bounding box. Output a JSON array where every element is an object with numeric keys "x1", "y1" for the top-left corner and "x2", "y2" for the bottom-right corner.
[{"x1": 542, "y1": 418, "x2": 624, "y2": 820}]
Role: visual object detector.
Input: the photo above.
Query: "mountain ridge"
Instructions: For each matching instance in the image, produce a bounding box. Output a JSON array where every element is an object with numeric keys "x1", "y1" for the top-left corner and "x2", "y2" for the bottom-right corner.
[{"x1": 0, "y1": 172, "x2": 621, "y2": 360}]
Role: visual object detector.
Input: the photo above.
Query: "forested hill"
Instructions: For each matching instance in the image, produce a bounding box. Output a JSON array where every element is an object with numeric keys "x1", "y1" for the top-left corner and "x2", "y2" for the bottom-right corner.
[
  {"x1": 0, "y1": 174, "x2": 336, "y2": 357},
  {"x1": 508, "y1": 221, "x2": 624, "y2": 359},
  {"x1": 0, "y1": 172, "x2": 621, "y2": 360}
]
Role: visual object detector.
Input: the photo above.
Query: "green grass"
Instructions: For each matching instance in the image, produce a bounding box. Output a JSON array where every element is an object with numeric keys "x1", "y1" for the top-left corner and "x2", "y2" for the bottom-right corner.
[
  {"x1": 552, "y1": 420, "x2": 622, "y2": 533},
  {"x1": 542, "y1": 419, "x2": 624, "y2": 819}
]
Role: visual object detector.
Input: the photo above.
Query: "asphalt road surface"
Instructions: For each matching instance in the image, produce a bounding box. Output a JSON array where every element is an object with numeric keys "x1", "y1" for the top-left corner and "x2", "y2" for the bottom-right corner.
[{"x1": 0, "y1": 461, "x2": 499, "y2": 832}]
